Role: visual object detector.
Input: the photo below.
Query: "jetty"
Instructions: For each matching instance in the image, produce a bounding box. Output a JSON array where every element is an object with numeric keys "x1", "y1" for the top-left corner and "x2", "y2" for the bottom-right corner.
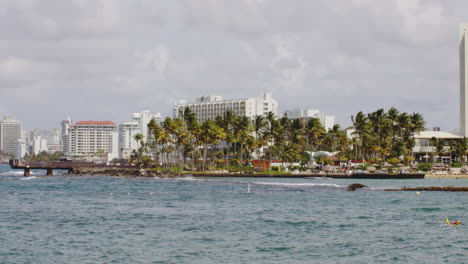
[
  {"x1": 384, "y1": 186, "x2": 468, "y2": 192},
  {"x1": 9, "y1": 160, "x2": 137, "y2": 176}
]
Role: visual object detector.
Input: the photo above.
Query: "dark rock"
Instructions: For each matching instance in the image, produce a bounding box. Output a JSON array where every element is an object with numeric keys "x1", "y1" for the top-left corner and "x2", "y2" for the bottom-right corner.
[{"x1": 347, "y1": 183, "x2": 368, "y2": 191}]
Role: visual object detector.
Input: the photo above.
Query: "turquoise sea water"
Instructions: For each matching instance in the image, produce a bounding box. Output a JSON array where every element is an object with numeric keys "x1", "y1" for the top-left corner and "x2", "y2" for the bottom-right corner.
[{"x1": 0, "y1": 164, "x2": 467, "y2": 264}]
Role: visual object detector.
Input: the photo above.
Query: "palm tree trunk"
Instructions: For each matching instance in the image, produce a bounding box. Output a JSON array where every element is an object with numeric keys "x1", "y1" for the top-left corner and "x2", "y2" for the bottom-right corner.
[{"x1": 203, "y1": 142, "x2": 207, "y2": 171}]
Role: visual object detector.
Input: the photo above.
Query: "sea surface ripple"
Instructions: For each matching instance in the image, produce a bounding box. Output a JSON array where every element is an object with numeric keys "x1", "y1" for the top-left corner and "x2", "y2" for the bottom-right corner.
[{"x1": 0, "y1": 165, "x2": 466, "y2": 263}]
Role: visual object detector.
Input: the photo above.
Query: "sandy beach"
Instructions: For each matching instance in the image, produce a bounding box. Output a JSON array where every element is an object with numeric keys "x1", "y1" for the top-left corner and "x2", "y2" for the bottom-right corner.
[{"x1": 425, "y1": 174, "x2": 468, "y2": 179}]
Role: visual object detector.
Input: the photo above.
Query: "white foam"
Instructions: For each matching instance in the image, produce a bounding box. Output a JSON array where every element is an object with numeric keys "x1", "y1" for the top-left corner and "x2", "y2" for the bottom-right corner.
[
  {"x1": 179, "y1": 175, "x2": 198, "y2": 181},
  {"x1": 20, "y1": 176, "x2": 37, "y2": 180},
  {"x1": 253, "y1": 182, "x2": 343, "y2": 188},
  {"x1": 0, "y1": 170, "x2": 25, "y2": 176}
]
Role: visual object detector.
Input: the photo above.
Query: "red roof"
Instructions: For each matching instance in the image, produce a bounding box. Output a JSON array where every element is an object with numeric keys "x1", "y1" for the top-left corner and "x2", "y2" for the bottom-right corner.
[{"x1": 75, "y1": 121, "x2": 116, "y2": 125}]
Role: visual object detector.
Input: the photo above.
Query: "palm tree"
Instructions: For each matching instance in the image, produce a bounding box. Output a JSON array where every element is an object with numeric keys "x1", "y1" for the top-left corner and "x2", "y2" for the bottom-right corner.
[
  {"x1": 133, "y1": 133, "x2": 144, "y2": 165},
  {"x1": 253, "y1": 115, "x2": 266, "y2": 161},
  {"x1": 351, "y1": 111, "x2": 369, "y2": 160},
  {"x1": 304, "y1": 118, "x2": 325, "y2": 152},
  {"x1": 264, "y1": 112, "x2": 279, "y2": 173},
  {"x1": 236, "y1": 116, "x2": 252, "y2": 167},
  {"x1": 200, "y1": 120, "x2": 226, "y2": 171}
]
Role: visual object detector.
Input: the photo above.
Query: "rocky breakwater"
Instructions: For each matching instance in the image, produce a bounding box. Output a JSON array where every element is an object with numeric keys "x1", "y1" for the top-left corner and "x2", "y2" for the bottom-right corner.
[
  {"x1": 68, "y1": 167, "x2": 179, "y2": 178},
  {"x1": 384, "y1": 186, "x2": 468, "y2": 192}
]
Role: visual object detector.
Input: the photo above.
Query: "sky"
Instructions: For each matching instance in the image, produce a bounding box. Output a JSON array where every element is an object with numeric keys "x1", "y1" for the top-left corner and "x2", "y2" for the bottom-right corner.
[{"x1": 0, "y1": 0, "x2": 466, "y2": 131}]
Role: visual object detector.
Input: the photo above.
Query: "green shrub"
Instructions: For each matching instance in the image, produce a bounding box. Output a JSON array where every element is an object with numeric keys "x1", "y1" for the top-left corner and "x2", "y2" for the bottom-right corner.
[
  {"x1": 271, "y1": 166, "x2": 279, "y2": 171},
  {"x1": 418, "y1": 163, "x2": 432, "y2": 172},
  {"x1": 451, "y1": 162, "x2": 463, "y2": 168}
]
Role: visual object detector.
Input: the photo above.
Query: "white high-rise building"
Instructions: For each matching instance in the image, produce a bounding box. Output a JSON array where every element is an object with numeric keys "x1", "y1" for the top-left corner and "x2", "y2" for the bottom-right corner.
[
  {"x1": 32, "y1": 136, "x2": 48, "y2": 155},
  {"x1": 117, "y1": 110, "x2": 162, "y2": 159},
  {"x1": 460, "y1": 23, "x2": 468, "y2": 136},
  {"x1": 61, "y1": 117, "x2": 72, "y2": 153},
  {"x1": 15, "y1": 140, "x2": 27, "y2": 159},
  {"x1": 66, "y1": 121, "x2": 117, "y2": 156},
  {"x1": 173, "y1": 92, "x2": 279, "y2": 122},
  {"x1": 284, "y1": 108, "x2": 336, "y2": 132},
  {"x1": 118, "y1": 122, "x2": 141, "y2": 159},
  {"x1": 131, "y1": 110, "x2": 162, "y2": 142},
  {"x1": 107, "y1": 131, "x2": 119, "y2": 162},
  {"x1": 0, "y1": 116, "x2": 22, "y2": 158}
]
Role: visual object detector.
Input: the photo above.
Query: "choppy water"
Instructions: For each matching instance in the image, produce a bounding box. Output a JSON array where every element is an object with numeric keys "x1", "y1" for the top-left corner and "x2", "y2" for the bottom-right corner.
[{"x1": 0, "y1": 164, "x2": 467, "y2": 263}]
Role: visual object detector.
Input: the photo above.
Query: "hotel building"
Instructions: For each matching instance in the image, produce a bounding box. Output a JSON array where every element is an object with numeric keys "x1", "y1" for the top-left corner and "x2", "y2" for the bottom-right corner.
[
  {"x1": 66, "y1": 121, "x2": 118, "y2": 156},
  {"x1": 173, "y1": 92, "x2": 278, "y2": 122}
]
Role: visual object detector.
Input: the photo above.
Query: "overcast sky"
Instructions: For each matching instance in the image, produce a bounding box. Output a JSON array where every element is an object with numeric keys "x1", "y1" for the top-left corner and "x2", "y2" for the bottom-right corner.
[{"x1": 0, "y1": 0, "x2": 466, "y2": 131}]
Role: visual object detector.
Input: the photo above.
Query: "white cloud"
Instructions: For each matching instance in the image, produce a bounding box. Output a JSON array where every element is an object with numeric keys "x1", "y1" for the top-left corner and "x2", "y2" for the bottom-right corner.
[{"x1": 0, "y1": 0, "x2": 465, "y2": 131}]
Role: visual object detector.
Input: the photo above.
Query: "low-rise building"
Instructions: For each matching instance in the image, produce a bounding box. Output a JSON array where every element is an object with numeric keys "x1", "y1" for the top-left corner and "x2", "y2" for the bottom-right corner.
[{"x1": 412, "y1": 130, "x2": 462, "y2": 163}]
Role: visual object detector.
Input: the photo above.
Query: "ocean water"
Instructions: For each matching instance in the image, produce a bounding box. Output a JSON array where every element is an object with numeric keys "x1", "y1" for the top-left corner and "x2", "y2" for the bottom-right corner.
[{"x1": 0, "y1": 164, "x2": 467, "y2": 264}]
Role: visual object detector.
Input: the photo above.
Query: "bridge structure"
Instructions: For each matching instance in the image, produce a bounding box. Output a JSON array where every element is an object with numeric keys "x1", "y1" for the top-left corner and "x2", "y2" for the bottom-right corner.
[{"x1": 9, "y1": 160, "x2": 137, "y2": 176}]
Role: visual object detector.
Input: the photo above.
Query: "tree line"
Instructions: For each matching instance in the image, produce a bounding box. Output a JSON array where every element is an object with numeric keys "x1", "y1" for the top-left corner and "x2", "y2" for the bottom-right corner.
[{"x1": 126, "y1": 107, "x2": 435, "y2": 171}]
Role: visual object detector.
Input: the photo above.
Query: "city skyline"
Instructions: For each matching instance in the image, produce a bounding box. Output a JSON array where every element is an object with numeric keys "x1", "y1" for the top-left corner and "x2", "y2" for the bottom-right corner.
[{"x1": 1, "y1": 1, "x2": 467, "y2": 131}]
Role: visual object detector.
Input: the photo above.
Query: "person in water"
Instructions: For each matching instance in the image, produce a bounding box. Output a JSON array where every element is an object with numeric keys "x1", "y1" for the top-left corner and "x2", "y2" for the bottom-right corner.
[{"x1": 445, "y1": 219, "x2": 462, "y2": 225}]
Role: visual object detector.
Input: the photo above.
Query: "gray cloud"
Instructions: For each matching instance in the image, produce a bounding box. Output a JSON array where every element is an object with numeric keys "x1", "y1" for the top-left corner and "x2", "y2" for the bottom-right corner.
[{"x1": 0, "y1": 0, "x2": 465, "y2": 131}]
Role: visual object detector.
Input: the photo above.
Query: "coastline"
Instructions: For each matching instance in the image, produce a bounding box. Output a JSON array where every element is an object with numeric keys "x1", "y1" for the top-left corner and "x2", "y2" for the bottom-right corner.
[{"x1": 425, "y1": 174, "x2": 468, "y2": 179}]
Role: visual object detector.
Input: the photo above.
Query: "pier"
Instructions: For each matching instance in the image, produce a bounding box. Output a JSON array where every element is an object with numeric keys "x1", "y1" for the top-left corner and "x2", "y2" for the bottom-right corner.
[{"x1": 9, "y1": 160, "x2": 136, "y2": 176}]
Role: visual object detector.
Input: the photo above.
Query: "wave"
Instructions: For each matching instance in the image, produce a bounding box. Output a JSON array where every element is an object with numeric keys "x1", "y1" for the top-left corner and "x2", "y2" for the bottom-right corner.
[
  {"x1": 0, "y1": 170, "x2": 25, "y2": 176},
  {"x1": 20, "y1": 176, "x2": 37, "y2": 180},
  {"x1": 252, "y1": 182, "x2": 343, "y2": 188}
]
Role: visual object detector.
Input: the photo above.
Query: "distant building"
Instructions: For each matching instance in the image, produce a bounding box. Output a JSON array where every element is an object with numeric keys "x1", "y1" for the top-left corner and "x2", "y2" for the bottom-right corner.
[
  {"x1": 15, "y1": 139, "x2": 27, "y2": 159},
  {"x1": 0, "y1": 116, "x2": 22, "y2": 158},
  {"x1": 119, "y1": 121, "x2": 141, "y2": 159},
  {"x1": 61, "y1": 117, "x2": 72, "y2": 153},
  {"x1": 118, "y1": 110, "x2": 162, "y2": 159},
  {"x1": 412, "y1": 130, "x2": 462, "y2": 163},
  {"x1": 284, "y1": 108, "x2": 336, "y2": 132},
  {"x1": 130, "y1": 110, "x2": 162, "y2": 142},
  {"x1": 30, "y1": 128, "x2": 61, "y2": 153},
  {"x1": 31, "y1": 136, "x2": 48, "y2": 155},
  {"x1": 173, "y1": 92, "x2": 279, "y2": 122},
  {"x1": 66, "y1": 121, "x2": 118, "y2": 156},
  {"x1": 107, "y1": 131, "x2": 119, "y2": 162}
]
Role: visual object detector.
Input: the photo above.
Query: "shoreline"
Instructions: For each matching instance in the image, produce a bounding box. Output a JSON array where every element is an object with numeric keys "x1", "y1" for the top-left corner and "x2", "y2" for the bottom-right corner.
[
  {"x1": 425, "y1": 174, "x2": 468, "y2": 179},
  {"x1": 64, "y1": 167, "x2": 450, "y2": 179}
]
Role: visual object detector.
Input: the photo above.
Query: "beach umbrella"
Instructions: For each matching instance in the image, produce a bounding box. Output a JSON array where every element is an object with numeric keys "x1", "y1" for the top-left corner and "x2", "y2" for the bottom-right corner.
[
  {"x1": 382, "y1": 162, "x2": 392, "y2": 167},
  {"x1": 367, "y1": 166, "x2": 377, "y2": 172}
]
